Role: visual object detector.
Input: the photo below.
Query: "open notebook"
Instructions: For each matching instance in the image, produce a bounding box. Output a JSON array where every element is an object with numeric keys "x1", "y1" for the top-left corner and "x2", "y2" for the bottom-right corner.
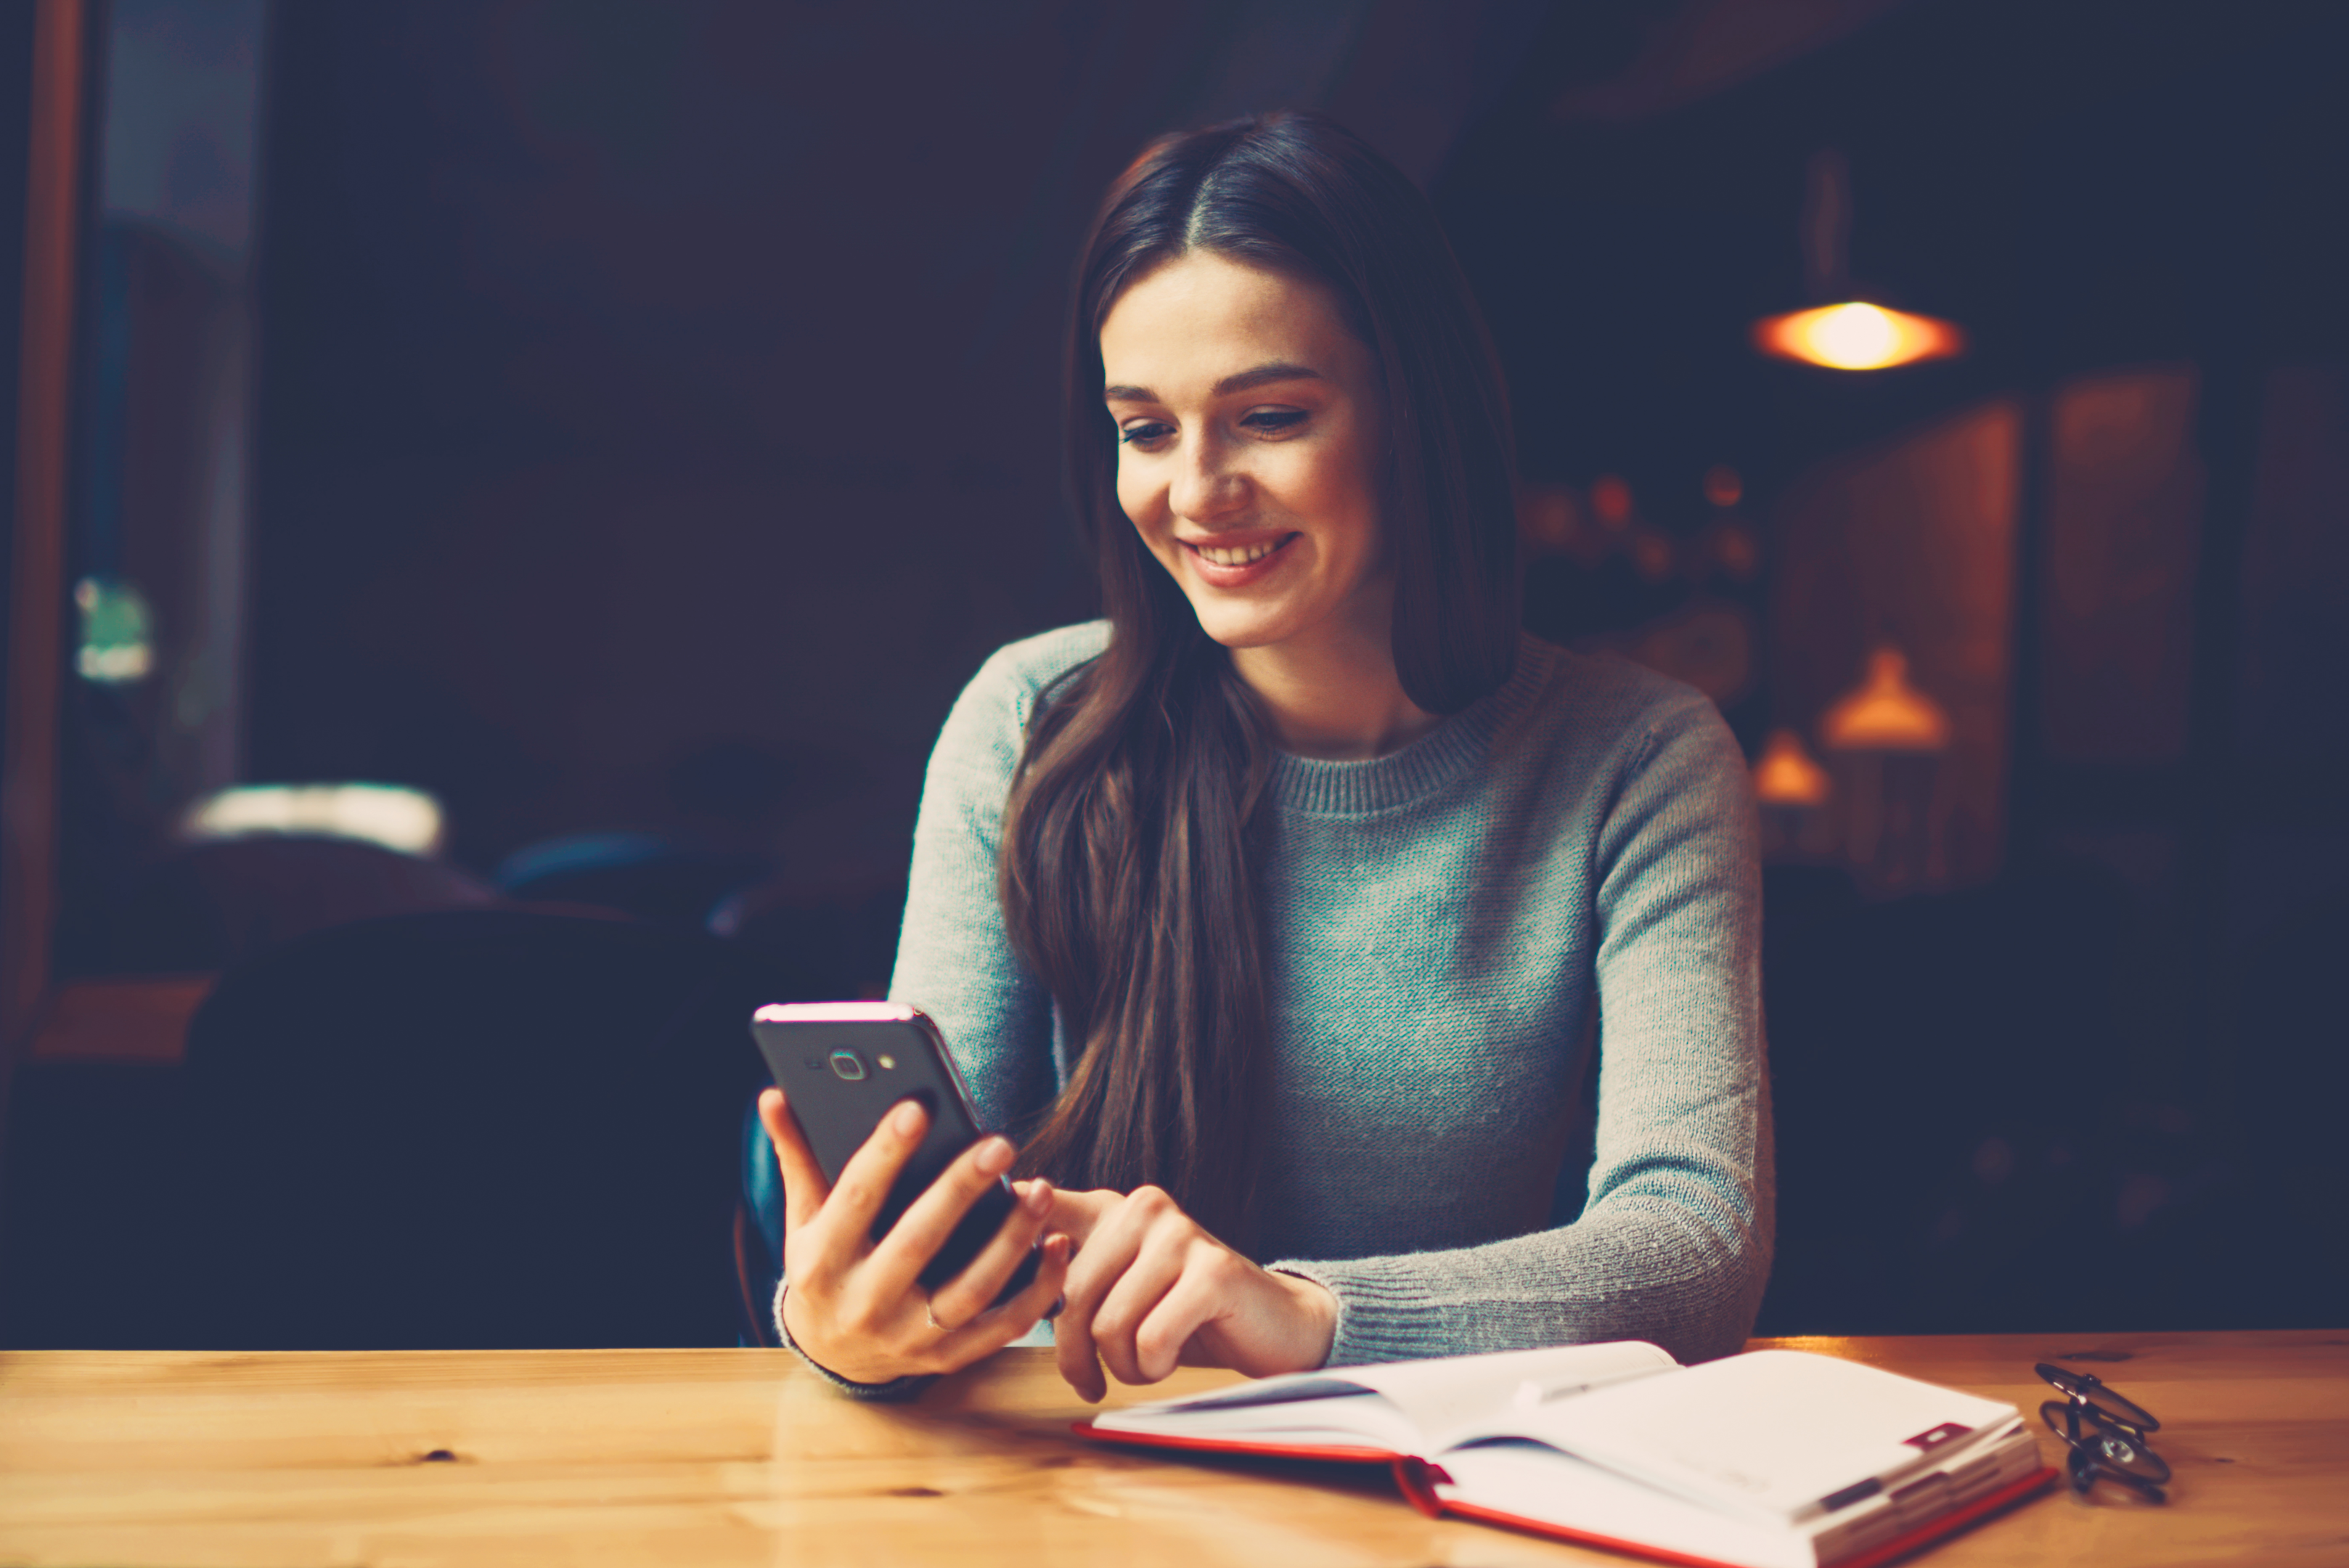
[{"x1": 1078, "y1": 1342, "x2": 2053, "y2": 1568}]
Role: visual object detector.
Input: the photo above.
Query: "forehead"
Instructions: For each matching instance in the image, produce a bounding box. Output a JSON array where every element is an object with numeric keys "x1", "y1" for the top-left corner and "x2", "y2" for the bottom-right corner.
[{"x1": 1098, "y1": 251, "x2": 1357, "y2": 388}]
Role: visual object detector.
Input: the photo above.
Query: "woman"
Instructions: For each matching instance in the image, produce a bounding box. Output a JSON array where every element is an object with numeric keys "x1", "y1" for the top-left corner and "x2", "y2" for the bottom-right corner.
[{"x1": 756, "y1": 111, "x2": 1770, "y2": 1400}]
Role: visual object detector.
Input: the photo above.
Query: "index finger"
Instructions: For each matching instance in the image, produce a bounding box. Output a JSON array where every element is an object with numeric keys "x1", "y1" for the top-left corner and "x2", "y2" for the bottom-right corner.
[
  {"x1": 1043, "y1": 1186, "x2": 1119, "y2": 1248},
  {"x1": 757, "y1": 1086, "x2": 830, "y2": 1233},
  {"x1": 1056, "y1": 1207, "x2": 1148, "y2": 1403}
]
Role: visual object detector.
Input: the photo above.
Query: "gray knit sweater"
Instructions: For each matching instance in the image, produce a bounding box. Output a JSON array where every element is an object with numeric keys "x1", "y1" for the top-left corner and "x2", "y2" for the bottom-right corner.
[{"x1": 876, "y1": 621, "x2": 1772, "y2": 1373}]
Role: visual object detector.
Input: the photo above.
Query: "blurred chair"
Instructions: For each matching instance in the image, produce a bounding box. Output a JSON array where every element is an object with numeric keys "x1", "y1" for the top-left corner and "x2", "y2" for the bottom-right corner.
[
  {"x1": 163, "y1": 907, "x2": 815, "y2": 1349},
  {"x1": 105, "y1": 835, "x2": 502, "y2": 972},
  {"x1": 495, "y1": 831, "x2": 773, "y2": 929}
]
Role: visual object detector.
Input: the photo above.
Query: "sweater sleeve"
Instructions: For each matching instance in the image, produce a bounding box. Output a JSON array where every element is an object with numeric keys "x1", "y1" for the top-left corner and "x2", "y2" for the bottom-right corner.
[
  {"x1": 1267, "y1": 693, "x2": 1773, "y2": 1367},
  {"x1": 886, "y1": 642, "x2": 1065, "y2": 1132}
]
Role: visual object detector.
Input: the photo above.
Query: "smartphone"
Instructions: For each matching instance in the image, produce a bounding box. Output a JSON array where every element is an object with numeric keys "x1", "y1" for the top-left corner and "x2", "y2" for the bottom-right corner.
[{"x1": 750, "y1": 1001, "x2": 1041, "y2": 1300}]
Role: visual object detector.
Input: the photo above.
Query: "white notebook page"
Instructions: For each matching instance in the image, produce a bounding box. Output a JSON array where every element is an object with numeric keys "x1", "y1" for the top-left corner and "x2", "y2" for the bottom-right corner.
[
  {"x1": 1093, "y1": 1340, "x2": 1678, "y2": 1454},
  {"x1": 1501, "y1": 1351, "x2": 2017, "y2": 1523}
]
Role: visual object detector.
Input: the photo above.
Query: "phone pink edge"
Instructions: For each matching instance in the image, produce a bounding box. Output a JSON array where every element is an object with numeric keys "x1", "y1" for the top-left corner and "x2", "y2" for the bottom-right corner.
[{"x1": 755, "y1": 1001, "x2": 920, "y2": 1024}]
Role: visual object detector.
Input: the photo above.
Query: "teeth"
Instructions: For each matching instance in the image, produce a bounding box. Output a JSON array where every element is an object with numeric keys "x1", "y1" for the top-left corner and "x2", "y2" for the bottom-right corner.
[{"x1": 1197, "y1": 537, "x2": 1285, "y2": 567}]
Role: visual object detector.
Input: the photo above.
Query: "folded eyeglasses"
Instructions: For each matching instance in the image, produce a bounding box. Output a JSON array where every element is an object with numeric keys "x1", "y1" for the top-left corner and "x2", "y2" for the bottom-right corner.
[{"x1": 2035, "y1": 1363, "x2": 2170, "y2": 1502}]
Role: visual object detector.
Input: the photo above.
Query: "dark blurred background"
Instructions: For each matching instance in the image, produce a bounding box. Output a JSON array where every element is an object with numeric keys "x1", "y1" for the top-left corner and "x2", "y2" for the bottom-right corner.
[{"x1": 2, "y1": 0, "x2": 2342, "y2": 1347}]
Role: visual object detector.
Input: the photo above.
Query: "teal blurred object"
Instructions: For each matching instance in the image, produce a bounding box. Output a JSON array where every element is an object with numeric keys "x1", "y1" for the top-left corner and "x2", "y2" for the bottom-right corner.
[{"x1": 494, "y1": 832, "x2": 774, "y2": 929}]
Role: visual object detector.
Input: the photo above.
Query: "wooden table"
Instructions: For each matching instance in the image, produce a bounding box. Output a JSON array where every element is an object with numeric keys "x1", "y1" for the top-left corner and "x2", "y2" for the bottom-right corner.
[{"x1": 1, "y1": 1331, "x2": 2341, "y2": 1567}]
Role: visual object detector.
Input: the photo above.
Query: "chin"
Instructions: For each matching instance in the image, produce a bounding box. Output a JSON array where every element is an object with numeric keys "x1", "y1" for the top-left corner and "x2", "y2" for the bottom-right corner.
[{"x1": 1187, "y1": 606, "x2": 1298, "y2": 650}]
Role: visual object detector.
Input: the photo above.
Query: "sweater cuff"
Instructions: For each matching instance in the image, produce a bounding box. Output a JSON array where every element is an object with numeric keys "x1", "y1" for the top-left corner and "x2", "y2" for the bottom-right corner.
[
  {"x1": 774, "y1": 1280, "x2": 936, "y2": 1403},
  {"x1": 1265, "y1": 1254, "x2": 1450, "y2": 1367}
]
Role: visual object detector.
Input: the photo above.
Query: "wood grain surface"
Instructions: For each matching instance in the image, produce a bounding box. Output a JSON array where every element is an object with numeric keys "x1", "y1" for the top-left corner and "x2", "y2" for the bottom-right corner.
[{"x1": 1, "y1": 1330, "x2": 2341, "y2": 1567}]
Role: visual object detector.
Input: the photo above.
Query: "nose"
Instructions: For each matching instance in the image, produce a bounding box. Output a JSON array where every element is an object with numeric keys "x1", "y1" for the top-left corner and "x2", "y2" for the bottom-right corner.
[{"x1": 1169, "y1": 433, "x2": 1250, "y2": 525}]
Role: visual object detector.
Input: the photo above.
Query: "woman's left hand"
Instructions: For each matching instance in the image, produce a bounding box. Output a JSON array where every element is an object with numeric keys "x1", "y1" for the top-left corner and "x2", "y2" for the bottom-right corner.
[{"x1": 1045, "y1": 1185, "x2": 1337, "y2": 1402}]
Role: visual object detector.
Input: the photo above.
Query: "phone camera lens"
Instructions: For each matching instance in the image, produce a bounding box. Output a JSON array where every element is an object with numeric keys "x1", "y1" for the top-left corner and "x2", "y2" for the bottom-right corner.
[{"x1": 827, "y1": 1050, "x2": 867, "y2": 1082}]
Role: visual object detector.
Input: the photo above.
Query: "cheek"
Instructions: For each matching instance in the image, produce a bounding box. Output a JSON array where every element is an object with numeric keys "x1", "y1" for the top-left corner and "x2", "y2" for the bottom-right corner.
[
  {"x1": 1289, "y1": 446, "x2": 1379, "y2": 547},
  {"x1": 1277, "y1": 420, "x2": 1374, "y2": 513},
  {"x1": 1114, "y1": 456, "x2": 1156, "y2": 531}
]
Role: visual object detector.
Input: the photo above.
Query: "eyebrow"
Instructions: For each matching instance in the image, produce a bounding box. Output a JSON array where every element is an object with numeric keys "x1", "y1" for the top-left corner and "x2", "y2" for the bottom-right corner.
[{"x1": 1103, "y1": 361, "x2": 1325, "y2": 404}]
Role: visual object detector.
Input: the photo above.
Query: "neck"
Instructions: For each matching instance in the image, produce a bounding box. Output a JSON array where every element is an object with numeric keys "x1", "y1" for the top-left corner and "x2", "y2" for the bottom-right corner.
[{"x1": 1229, "y1": 623, "x2": 1442, "y2": 761}]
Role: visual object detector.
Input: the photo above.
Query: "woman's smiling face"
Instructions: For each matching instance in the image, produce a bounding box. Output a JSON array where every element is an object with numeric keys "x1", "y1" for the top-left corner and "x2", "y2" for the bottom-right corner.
[{"x1": 1098, "y1": 251, "x2": 1389, "y2": 661}]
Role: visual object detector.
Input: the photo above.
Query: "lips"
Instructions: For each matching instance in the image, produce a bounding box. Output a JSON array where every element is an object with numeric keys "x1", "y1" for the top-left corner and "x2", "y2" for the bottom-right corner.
[
  {"x1": 1193, "y1": 536, "x2": 1286, "y2": 567},
  {"x1": 1180, "y1": 531, "x2": 1299, "y2": 583}
]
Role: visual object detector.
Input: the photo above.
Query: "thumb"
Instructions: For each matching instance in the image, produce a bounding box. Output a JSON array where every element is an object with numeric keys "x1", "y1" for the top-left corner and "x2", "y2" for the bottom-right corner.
[{"x1": 759, "y1": 1087, "x2": 831, "y2": 1233}]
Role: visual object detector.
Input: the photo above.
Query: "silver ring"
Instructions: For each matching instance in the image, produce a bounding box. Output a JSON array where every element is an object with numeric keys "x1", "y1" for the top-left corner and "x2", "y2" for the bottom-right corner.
[{"x1": 923, "y1": 1292, "x2": 947, "y2": 1333}]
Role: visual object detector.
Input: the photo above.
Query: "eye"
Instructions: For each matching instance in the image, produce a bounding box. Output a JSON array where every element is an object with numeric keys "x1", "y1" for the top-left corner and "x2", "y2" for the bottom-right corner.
[
  {"x1": 1118, "y1": 420, "x2": 1174, "y2": 449},
  {"x1": 1242, "y1": 409, "x2": 1307, "y2": 435}
]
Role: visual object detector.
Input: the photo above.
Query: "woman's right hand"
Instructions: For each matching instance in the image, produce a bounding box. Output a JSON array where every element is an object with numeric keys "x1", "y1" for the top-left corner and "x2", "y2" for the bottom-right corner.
[{"x1": 756, "y1": 1087, "x2": 1071, "y2": 1384}]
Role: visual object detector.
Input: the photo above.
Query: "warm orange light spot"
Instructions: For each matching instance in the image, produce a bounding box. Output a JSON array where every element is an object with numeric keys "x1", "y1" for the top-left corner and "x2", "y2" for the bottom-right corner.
[
  {"x1": 1590, "y1": 474, "x2": 1633, "y2": 528},
  {"x1": 1819, "y1": 648, "x2": 1951, "y2": 752},
  {"x1": 1703, "y1": 465, "x2": 1743, "y2": 507},
  {"x1": 1752, "y1": 301, "x2": 1964, "y2": 371},
  {"x1": 1753, "y1": 729, "x2": 1831, "y2": 807}
]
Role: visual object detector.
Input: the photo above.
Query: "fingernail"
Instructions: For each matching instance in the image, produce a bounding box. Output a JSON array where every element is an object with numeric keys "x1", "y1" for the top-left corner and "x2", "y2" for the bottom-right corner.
[
  {"x1": 1022, "y1": 1177, "x2": 1052, "y2": 1212},
  {"x1": 891, "y1": 1100, "x2": 924, "y2": 1136},
  {"x1": 974, "y1": 1135, "x2": 1014, "y2": 1175}
]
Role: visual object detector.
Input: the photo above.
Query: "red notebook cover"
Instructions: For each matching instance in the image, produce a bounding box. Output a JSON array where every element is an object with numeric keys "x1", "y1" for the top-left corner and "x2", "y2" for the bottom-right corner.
[{"x1": 1073, "y1": 1421, "x2": 2056, "y2": 1568}]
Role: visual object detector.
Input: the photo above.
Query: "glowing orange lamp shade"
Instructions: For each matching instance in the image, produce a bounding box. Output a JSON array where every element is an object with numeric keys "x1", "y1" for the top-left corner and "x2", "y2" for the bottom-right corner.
[
  {"x1": 1751, "y1": 301, "x2": 1964, "y2": 370},
  {"x1": 1752, "y1": 728, "x2": 1831, "y2": 808}
]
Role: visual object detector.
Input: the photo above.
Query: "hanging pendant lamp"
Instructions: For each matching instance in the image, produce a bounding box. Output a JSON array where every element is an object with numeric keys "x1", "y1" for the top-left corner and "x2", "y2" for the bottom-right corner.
[{"x1": 1752, "y1": 150, "x2": 1964, "y2": 371}]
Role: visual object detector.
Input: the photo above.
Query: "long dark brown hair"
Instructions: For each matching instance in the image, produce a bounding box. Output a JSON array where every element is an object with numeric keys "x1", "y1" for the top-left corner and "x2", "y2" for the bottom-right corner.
[{"x1": 1000, "y1": 113, "x2": 1520, "y2": 1249}]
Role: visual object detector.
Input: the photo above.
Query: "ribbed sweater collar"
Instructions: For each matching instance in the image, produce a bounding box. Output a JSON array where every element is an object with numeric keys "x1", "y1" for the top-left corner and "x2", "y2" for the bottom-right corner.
[{"x1": 1262, "y1": 634, "x2": 1554, "y2": 816}]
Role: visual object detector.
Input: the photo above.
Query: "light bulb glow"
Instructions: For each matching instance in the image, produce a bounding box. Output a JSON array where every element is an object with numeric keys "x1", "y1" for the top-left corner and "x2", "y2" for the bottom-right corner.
[
  {"x1": 179, "y1": 783, "x2": 447, "y2": 856},
  {"x1": 1752, "y1": 301, "x2": 1964, "y2": 370}
]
